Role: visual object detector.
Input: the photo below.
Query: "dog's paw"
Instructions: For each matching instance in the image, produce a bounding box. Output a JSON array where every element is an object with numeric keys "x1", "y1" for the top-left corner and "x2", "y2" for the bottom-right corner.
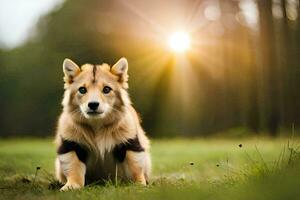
[
  {"x1": 134, "y1": 177, "x2": 147, "y2": 186},
  {"x1": 60, "y1": 182, "x2": 82, "y2": 191},
  {"x1": 137, "y1": 180, "x2": 147, "y2": 186}
]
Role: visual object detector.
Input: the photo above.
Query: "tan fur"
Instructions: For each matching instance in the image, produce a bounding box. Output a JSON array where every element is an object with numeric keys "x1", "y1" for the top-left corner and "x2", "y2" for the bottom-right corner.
[
  {"x1": 55, "y1": 58, "x2": 151, "y2": 190},
  {"x1": 125, "y1": 151, "x2": 147, "y2": 184},
  {"x1": 58, "y1": 152, "x2": 86, "y2": 191}
]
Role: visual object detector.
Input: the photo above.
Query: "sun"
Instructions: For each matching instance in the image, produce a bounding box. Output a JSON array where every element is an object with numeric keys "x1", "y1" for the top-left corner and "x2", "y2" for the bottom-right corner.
[{"x1": 168, "y1": 31, "x2": 191, "y2": 53}]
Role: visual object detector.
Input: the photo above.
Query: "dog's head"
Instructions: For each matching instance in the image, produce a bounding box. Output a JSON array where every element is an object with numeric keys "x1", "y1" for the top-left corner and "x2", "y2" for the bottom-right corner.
[{"x1": 62, "y1": 58, "x2": 130, "y2": 121}]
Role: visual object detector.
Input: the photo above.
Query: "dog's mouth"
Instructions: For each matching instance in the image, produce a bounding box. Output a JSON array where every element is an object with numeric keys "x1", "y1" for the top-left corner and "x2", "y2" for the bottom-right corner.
[
  {"x1": 80, "y1": 105, "x2": 106, "y2": 119},
  {"x1": 87, "y1": 111, "x2": 103, "y2": 116}
]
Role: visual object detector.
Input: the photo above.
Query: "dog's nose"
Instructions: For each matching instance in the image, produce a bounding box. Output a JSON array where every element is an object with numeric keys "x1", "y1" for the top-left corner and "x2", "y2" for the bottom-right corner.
[{"x1": 88, "y1": 102, "x2": 99, "y2": 111}]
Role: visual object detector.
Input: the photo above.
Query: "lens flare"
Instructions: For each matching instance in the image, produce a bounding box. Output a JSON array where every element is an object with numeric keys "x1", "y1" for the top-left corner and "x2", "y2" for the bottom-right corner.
[{"x1": 168, "y1": 31, "x2": 191, "y2": 53}]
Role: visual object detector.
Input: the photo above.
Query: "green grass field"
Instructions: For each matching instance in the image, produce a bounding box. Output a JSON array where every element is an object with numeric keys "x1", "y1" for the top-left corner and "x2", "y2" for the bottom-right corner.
[{"x1": 0, "y1": 138, "x2": 299, "y2": 200}]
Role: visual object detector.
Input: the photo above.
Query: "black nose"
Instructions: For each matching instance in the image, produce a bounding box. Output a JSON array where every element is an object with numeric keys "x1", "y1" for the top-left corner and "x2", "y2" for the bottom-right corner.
[{"x1": 88, "y1": 102, "x2": 99, "y2": 111}]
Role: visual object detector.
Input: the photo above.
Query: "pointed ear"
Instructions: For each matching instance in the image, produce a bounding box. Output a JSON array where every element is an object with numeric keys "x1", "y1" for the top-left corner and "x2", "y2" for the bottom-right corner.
[
  {"x1": 111, "y1": 57, "x2": 128, "y2": 83},
  {"x1": 63, "y1": 58, "x2": 80, "y2": 83}
]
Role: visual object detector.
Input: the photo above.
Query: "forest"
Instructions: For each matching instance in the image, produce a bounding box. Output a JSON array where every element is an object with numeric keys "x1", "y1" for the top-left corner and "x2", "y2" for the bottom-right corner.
[{"x1": 0, "y1": 0, "x2": 299, "y2": 137}]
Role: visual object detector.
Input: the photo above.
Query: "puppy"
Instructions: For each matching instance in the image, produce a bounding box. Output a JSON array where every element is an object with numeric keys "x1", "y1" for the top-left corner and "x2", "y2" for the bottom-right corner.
[{"x1": 55, "y1": 58, "x2": 151, "y2": 191}]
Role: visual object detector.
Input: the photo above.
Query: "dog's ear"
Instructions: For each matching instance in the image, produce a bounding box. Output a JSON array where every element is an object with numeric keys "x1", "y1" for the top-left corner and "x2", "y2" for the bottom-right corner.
[
  {"x1": 63, "y1": 58, "x2": 80, "y2": 83},
  {"x1": 111, "y1": 57, "x2": 128, "y2": 84}
]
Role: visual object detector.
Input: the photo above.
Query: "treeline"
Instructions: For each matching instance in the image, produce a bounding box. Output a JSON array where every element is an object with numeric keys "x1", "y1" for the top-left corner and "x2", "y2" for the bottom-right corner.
[{"x1": 0, "y1": 0, "x2": 299, "y2": 137}]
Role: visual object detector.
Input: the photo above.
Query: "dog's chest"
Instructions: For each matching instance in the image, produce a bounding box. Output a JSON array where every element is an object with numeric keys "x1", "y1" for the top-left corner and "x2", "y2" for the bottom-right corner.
[
  {"x1": 84, "y1": 150, "x2": 118, "y2": 184},
  {"x1": 84, "y1": 142, "x2": 130, "y2": 184},
  {"x1": 82, "y1": 133, "x2": 141, "y2": 184}
]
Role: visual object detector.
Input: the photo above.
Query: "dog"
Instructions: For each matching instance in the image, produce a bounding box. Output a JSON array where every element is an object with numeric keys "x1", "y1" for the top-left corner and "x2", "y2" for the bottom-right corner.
[{"x1": 55, "y1": 57, "x2": 151, "y2": 191}]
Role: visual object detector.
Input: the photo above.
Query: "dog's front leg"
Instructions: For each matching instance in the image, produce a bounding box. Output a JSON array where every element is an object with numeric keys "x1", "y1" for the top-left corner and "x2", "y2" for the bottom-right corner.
[
  {"x1": 125, "y1": 151, "x2": 147, "y2": 185},
  {"x1": 57, "y1": 151, "x2": 86, "y2": 191}
]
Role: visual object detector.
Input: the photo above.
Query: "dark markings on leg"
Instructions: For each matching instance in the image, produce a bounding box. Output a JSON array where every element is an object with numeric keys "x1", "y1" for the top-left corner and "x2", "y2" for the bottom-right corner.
[
  {"x1": 92, "y1": 65, "x2": 97, "y2": 83},
  {"x1": 113, "y1": 135, "x2": 144, "y2": 162},
  {"x1": 57, "y1": 139, "x2": 89, "y2": 163}
]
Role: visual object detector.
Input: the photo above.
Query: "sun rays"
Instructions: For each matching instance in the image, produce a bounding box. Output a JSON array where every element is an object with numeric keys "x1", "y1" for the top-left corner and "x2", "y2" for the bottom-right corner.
[{"x1": 118, "y1": 0, "x2": 238, "y2": 133}]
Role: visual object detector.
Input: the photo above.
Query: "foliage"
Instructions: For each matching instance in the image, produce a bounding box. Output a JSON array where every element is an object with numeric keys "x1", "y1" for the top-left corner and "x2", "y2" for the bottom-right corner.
[{"x1": 0, "y1": 0, "x2": 300, "y2": 136}]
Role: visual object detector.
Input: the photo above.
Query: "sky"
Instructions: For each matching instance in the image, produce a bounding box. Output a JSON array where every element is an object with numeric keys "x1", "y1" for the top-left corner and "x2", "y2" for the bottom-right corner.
[
  {"x1": 0, "y1": 0, "x2": 64, "y2": 49},
  {"x1": 0, "y1": 0, "x2": 274, "y2": 50}
]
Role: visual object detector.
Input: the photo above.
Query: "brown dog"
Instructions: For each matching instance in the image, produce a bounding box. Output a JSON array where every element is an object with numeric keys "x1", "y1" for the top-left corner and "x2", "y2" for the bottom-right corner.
[{"x1": 55, "y1": 58, "x2": 151, "y2": 191}]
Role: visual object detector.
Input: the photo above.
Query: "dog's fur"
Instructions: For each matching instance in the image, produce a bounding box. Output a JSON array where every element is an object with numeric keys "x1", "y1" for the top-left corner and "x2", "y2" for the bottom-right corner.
[{"x1": 55, "y1": 58, "x2": 151, "y2": 191}]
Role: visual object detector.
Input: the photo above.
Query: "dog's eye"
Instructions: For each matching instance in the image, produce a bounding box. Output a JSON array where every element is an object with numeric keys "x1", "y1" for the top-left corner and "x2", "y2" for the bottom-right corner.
[
  {"x1": 78, "y1": 87, "x2": 87, "y2": 94},
  {"x1": 103, "y1": 86, "x2": 112, "y2": 94}
]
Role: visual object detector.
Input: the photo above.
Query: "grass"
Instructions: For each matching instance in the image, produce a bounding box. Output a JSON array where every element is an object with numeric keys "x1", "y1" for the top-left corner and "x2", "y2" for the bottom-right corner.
[{"x1": 0, "y1": 137, "x2": 299, "y2": 200}]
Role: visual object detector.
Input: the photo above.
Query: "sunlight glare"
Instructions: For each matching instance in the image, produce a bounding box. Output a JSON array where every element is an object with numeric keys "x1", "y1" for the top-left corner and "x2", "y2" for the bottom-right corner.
[{"x1": 168, "y1": 31, "x2": 191, "y2": 53}]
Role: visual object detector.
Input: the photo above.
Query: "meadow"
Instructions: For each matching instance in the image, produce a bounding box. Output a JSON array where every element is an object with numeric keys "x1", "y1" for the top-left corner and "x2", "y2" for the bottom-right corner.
[{"x1": 0, "y1": 137, "x2": 299, "y2": 200}]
